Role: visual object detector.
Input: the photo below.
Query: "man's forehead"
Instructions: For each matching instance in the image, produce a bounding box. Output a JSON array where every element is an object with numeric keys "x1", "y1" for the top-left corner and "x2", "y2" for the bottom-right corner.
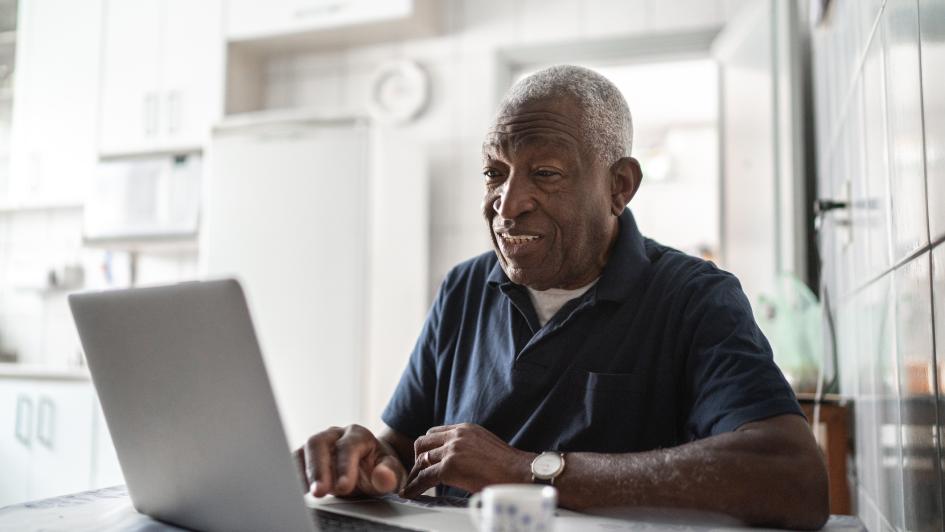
[
  {"x1": 492, "y1": 98, "x2": 584, "y2": 132},
  {"x1": 482, "y1": 133, "x2": 580, "y2": 161},
  {"x1": 484, "y1": 101, "x2": 587, "y2": 160}
]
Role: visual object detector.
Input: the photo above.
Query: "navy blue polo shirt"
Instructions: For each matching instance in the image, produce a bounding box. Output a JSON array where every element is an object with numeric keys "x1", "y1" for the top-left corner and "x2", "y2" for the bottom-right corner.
[{"x1": 382, "y1": 209, "x2": 802, "y2": 472}]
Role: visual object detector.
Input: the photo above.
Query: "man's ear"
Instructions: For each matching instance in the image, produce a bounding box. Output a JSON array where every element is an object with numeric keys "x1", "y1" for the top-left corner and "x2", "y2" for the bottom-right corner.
[{"x1": 609, "y1": 157, "x2": 642, "y2": 216}]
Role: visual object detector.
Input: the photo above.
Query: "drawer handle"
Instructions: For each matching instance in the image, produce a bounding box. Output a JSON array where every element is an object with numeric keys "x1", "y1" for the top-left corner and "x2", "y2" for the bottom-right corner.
[
  {"x1": 293, "y1": 2, "x2": 345, "y2": 19},
  {"x1": 14, "y1": 395, "x2": 33, "y2": 447},
  {"x1": 36, "y1": 396, "x2": 55, "y2": 449}
]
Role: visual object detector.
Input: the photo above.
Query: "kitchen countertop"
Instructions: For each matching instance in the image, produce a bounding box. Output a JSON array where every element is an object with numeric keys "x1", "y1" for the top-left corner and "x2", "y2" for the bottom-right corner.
[{"x1": 0, "y1": 363, "x2": 90, "y2": 381}]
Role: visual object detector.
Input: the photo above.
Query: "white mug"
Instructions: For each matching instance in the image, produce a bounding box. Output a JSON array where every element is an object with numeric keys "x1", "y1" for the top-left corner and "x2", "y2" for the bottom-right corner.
[{"x1": 467, "y1": 484, "x2": 557, "y2": 532}]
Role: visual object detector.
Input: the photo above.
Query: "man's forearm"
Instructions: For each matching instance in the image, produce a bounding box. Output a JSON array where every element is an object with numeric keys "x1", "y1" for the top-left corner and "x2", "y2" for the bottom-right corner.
[{"x1": 543, "y1": 416, "x2": 829, "y2": 529}]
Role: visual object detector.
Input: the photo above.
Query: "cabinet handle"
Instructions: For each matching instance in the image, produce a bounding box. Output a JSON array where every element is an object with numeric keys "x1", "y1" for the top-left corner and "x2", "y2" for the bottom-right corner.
[
  {"x1": 167, "y1": 91, "x2": 181, "y2": 134},
  {"x1": 36, "y1": 396, "x2": 55, "y2": 449},
  {"x1": 293, "y1": 1, "x2": 345, "y2": 19},
  {"x1": 142, "y1": 94, "x2": 150, "y2": 136},
  {"x1": 14, "y1": 395, "x2": 32, "y2": 447},
  {"x1": 144, "y1": 92, "x2": 159, "y2": 137}
]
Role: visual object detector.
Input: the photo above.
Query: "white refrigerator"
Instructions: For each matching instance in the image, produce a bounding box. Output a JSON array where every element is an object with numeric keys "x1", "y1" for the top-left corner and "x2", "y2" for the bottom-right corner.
[{"x1": 202, "y1": 111, "x2": 428, "y2": 447}]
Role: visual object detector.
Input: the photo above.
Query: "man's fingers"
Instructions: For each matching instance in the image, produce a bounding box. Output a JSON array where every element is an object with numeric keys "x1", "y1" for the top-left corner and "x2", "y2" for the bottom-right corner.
[
  {"x1": 425, "y1": 424, "x2": 457, "y2": 434},
  {"x1": 404, "y1": 442, "x2": 449, "y2": 490},
  {"x1": 293, "y1": 448, "x2": 308, "y2": 491},
  {"x1": 304, "y1": 428, "x2": 343, "y2": 497},
  {"x1": 370, "y1": 454, "x2": 403, "y2": 494},
  {"x1": 413, "y1": 431, "x2": 452, "y2": 456},
  {"x1": 333, "y1": 432, "x2": 372, "y2": 494},
  {"x1": 402, "y1": 462, "x2": 444, "y2": 499}
]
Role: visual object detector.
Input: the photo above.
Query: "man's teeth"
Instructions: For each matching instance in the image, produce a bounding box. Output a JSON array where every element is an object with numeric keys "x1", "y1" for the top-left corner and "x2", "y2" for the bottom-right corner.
[{"x1": 502, "y1": 234, "x2": 540, "y2": 243}]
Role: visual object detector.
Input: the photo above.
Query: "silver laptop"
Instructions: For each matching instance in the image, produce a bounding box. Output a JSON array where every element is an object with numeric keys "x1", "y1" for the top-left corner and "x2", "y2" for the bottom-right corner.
[{"x1": 69, "y1": 278, "x2": 475, "y2": 532}]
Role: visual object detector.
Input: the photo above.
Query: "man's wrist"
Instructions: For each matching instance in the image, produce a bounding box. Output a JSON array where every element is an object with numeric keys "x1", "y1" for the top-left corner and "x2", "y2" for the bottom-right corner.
[{"x1": 516, "y1": 451, "x2": 539, "y2": 484}]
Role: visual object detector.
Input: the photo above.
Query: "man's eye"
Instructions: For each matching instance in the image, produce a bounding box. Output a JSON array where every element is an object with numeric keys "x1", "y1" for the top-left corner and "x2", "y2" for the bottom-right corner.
[
  {"x1": 483, "y1": 169, "x2": 503, "y2": 180},
  {"x1": 535, "y1": 169, "x2": 561, "y2": 179}
]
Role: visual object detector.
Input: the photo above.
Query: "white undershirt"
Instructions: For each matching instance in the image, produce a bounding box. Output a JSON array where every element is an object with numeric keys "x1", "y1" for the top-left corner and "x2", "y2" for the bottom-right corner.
[{"x1": 525, "y1": 278, "x2": 600, "y2": 327}]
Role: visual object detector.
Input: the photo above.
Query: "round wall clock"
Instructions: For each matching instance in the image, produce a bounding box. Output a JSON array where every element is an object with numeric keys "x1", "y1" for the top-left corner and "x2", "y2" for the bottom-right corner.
[{"x1": 366, "y1": 59, "x2": 430, "y2": 125}]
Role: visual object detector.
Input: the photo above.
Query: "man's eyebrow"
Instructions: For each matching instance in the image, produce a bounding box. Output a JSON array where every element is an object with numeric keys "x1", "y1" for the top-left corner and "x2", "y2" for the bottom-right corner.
[{"x1": 481, "y1": 142, "x2": 502, "y2": 161}]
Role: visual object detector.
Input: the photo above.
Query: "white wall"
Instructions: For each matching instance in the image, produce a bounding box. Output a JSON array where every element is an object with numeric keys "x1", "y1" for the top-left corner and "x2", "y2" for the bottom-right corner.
[
  {"x1": 0, "y1": 0, "x2": 750, "y2": 398},
  {"x1": 258, "y1": 0, "x2": 748, "y2": 299}
]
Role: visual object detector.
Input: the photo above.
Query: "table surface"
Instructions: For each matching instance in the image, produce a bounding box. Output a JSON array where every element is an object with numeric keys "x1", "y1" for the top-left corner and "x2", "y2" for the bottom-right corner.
[{"x1": 0, "y1": 486, "x2": 866, "y2": 532}]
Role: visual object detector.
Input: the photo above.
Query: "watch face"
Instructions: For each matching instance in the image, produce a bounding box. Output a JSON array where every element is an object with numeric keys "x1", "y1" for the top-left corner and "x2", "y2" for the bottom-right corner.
[{"x1": 533, "y1": 454, "x2": 562, "y2": 478}]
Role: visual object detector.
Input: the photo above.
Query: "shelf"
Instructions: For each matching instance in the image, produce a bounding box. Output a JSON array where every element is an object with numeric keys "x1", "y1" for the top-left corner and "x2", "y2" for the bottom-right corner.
[
  {"x1": 0, "y1": 200, "x2": 83, "y2": 213},
  {"x1": 82, "y1": 232, "x2": 198, "y2": 254},
  {"x1": 97, "y1": 145, "x2": 202, "y2": 161},
  {"x1": 0, "y1": 363, "x2": 90, "y2": 382}
]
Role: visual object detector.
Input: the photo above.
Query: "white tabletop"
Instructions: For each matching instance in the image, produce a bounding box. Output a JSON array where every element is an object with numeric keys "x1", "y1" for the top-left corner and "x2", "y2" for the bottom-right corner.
[{"x1": 0, "y1": 485, "x2": 866, "y2": 532}]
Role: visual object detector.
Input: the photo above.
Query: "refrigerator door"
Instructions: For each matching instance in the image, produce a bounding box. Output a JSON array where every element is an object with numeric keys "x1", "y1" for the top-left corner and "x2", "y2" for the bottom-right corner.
[{"x1": 203, "y1": 117, "x2": 368, "y2": 446}]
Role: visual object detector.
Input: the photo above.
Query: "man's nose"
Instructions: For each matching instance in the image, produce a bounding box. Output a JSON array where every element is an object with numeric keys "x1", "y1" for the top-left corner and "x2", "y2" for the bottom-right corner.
[{"x1": 494, "y1": 174, "x2": 536, "y2": 221}]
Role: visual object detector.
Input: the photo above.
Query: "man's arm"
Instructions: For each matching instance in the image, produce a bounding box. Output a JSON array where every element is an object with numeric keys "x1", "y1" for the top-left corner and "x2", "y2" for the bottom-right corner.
[
  {"x1": 404, "y1": 414, "x2": 829, "y2": 530},
  {"x1": 378, "y1": 426, "x2": 417, "y2": 472}
]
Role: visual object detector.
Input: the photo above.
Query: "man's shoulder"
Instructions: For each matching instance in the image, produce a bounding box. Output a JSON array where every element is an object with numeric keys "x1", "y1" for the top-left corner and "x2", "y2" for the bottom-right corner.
[{"x1": 642, "y1": 238, "x2": 740, "y2": 294}]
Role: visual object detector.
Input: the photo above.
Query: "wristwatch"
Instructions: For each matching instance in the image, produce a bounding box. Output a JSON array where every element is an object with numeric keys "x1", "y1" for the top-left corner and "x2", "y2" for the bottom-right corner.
[{"x1": 530, "y1": 452, "x2": 566, "y2": 485}]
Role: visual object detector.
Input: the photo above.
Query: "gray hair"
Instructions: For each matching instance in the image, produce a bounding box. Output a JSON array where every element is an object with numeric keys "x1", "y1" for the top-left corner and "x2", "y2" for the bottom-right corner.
[{"x1": 497, "y1": 65, "x2": 634, "y2": 165}]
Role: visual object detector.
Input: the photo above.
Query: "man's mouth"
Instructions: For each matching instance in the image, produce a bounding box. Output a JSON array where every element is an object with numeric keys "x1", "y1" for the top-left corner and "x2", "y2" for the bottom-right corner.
[
  {"x1": 499, "y1": 233, "x2": 541, "y2": 244},
  {"x1": 495, "y1": 232, "x2": 544, "y2": 257}
]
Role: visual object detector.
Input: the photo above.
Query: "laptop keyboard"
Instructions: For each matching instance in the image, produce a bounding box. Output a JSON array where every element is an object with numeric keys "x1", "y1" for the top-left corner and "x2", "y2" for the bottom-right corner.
[{"x1": 312, "y1": 509, "x2": 422, "y2": 531}]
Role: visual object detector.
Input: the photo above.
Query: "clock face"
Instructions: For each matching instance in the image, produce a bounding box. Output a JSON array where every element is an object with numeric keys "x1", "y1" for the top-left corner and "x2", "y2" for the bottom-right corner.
[
  {"x1": 367, "y1": 60, "x2": 429, "y2": 125},
  {"x1": 533, "y1": 454, "x2": 562, "y2": 477}
]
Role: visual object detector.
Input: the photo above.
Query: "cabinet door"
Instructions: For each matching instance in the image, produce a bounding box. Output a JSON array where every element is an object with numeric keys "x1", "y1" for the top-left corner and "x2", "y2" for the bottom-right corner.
[
  {"x1": 158, "y1": 0, "x2": 222, "y2": 149},
  {"x1": 7, "y1": 0, "x2": 103, "y2": 204},
  {"x1": 90, "y1": 397, "x2": 124, "y2": 489},
  {"x1": 0, "y1": 381, "x2": 33, "y2": 506},
  {"x1": 225, "y1": 0, "x2": 413, "y2": 41},
  {"x1": 28, "y1": 381, "x2": 94, "y2": 501},
  {"x1": 99, "y1": 0, "x2": 162, "y2": 156}
]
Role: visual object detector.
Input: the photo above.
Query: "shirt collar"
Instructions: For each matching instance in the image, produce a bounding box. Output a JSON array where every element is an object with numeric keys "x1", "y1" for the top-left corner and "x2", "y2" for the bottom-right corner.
[{"x1": 486, "y1": 208, "x2": 650, "y2": 304}]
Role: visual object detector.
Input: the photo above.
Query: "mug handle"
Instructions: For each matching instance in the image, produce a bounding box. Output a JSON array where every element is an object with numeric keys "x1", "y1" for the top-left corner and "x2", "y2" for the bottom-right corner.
[{"x1": 467, "y1": 492, "x2": 483, "y2": 529}]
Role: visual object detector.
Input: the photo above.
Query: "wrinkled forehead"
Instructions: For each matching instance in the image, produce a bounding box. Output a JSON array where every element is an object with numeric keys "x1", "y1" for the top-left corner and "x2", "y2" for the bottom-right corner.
[{"x1": 482, "y1": 104, "x2": 588, "y2": 162}]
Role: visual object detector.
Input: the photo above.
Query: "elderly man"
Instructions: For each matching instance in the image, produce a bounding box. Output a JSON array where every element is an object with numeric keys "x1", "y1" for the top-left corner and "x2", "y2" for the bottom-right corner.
[{"x1": 297, "y1": 65, "x2": 828, "y2": 529}]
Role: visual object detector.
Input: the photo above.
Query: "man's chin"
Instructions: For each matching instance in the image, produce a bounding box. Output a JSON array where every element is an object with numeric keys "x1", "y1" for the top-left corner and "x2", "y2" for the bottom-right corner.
[
  {"x1": 493, "y1": 249, "x2": 556, "y2": 287},
  {"x1": 500, "y1": 263, "x2": 550, "y2": 289}
]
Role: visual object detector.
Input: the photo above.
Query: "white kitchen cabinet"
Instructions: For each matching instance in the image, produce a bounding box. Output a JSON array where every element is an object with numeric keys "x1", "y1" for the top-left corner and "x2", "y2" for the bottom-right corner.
[
  {"x1": 0, "y1": 383, "x2": 31, "y2": 505},
  {"x1": 97, "y1": 0, "x2": 161, "y2": 156},
  {"x1": 27, "y1": 381, "x2": 95, "y2": 500},
  {"x1": 6, "y1": 0, "x2": 103, "y2": 205},
  {"x1": 224, "y1": 0, "x2": 437, "y2": 50},
  {"x1": 91, "y1": 399, "x2": 124, "y2": 489},
  {"x1": 226, "y1": 0, "x2": 412, "y2": 39},
  {"x1": 160, "y1": 0, "x2": 224, "y2": 147},
  {"x1": 0, "y1": 376, "x2": 120, "y2": 507},
  {"x1": 98, "y1": 0, "x2": 222, "y2": 156}
]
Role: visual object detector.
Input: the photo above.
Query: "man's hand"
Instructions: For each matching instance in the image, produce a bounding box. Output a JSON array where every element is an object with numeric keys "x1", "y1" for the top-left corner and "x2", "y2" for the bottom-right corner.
[
  {"x1": 294, "y1": 424, "x2": 407, "y2": 498},
  {"x1": 402, "y1": 423, "x2": 534, "y2": 498}
]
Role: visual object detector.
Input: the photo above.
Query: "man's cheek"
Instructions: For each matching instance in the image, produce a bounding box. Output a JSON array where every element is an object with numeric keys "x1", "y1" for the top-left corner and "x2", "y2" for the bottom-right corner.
[{"x1": 481, "y1": 194, "x2": 498, "y2": 219}]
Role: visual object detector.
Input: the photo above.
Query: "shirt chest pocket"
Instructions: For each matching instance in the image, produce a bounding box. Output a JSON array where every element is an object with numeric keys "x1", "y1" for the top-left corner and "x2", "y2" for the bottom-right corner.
[{"x1": 573, "y1": 371, "x2": 651, "y2": 451}]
